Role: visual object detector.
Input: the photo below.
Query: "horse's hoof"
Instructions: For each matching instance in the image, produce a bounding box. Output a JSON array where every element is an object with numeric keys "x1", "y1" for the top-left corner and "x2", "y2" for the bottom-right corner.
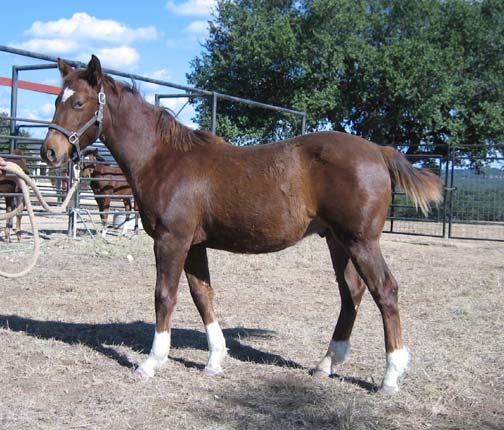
[
  {"x1": 134, "y1": 366, "x2": 153, "y2": 379},
  {"x1": 311, "y1": 369, "x2": 330, "y2": 379},
  {"x1": 202, "y1": 366, "x2": 223, "y2": 377},
  {"x1": 380, "y1": 384, "x2": 399, "y2": 395}
]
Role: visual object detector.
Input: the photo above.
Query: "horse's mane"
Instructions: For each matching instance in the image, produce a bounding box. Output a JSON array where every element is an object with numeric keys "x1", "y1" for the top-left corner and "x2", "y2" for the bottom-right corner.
[
  {"x1": 101, "y1": 74, "x2": 226, "y2": 152},
  {"x1": 156, "y1": 110, "x2": 227, "y2": 152}
]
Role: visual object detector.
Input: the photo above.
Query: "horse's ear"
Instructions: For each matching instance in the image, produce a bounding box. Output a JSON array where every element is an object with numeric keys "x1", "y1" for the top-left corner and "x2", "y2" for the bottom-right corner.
[
  {"x1": 57, "y1": 58, "x2": 73, "y2": 79},
  {"x1": 86, "y1": 55, "x2": 103, "y2": 87}
]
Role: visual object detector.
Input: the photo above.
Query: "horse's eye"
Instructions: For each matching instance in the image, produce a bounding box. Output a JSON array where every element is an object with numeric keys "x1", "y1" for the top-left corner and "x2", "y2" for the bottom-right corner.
[{"x1": 73, "y1": 100, "x2": 84, "y2": 109}]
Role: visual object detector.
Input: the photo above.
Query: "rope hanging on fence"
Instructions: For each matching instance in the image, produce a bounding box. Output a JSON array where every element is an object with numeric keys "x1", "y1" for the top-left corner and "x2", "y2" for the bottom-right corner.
[{"x1": 0, "y1": 159, "x2": 80, "y2": 278}]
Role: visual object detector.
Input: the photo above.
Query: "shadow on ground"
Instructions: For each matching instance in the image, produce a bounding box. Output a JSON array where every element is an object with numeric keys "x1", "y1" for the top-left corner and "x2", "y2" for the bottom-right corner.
[
  {"x1": 188, "y1": 375, "x2": 380, "y2": 430},
  {"x1": 0, "y1": 314, "x2": 302, "y2": 371}
]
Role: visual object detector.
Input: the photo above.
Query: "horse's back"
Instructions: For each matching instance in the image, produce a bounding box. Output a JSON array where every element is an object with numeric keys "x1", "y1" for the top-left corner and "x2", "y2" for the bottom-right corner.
[{"x1": 192, "y1": 131, "x2": 391, "y2": 251}]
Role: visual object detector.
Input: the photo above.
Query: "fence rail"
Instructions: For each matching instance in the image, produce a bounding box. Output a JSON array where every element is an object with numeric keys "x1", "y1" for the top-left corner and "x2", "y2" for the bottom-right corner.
[
  {"x1": 384, "y1": 144, "x2": 504, "y2": 241},
  {"x1": 0, "y1": 45, "x2": 502, "y2": 242},
  {"x1": 1, "y1": 137, "x2": 502, "y2": 242}
]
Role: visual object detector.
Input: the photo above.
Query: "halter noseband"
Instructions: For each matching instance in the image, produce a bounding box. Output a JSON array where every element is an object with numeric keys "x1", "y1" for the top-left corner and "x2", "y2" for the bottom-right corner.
[{"x1": 48, "y1": 85, "x2": 106, "y2": 163}]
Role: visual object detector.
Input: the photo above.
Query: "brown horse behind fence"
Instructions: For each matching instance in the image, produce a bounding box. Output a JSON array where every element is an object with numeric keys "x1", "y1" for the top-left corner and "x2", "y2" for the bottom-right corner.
[
  {"x1": 0, "y1": 149, "x2": 27, "y2": 242},
  {"x1": 40, "y1": 56, "x2": 443, "y2": 394},
  {"x1": 81, "y1": 149, "x2": 138, "y2": 237}
]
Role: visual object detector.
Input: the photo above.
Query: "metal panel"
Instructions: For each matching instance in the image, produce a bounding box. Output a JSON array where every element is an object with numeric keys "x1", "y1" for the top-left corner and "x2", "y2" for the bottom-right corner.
[{"x1": 448, "y1": 146, "x2": 504, "y2": 242}]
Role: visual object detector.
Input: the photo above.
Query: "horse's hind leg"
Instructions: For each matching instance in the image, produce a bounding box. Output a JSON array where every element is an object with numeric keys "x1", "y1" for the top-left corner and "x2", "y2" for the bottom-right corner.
[
  {"x1": 184, "y1": 244, "x2": 226, "y2": 375},
  {"x1": 314, "y1": 234, "x2": 365, "y2": 377},
  {"x1": 347, "y1": 239, "x2": 409, "y2": 393}
]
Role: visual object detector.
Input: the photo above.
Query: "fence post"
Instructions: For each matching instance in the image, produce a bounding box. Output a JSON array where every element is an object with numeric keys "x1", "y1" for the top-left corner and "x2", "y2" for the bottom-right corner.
[
  {"x1": 67, "y1": 161, "x2": 81, "y2": 238},
  {"x1": 9, "y1": 66, "x2": 18, "y2": 153},
  {"x1": 301, "y1": 113, "x2": 307, "y2": 135},
  {"x1": 447, "y1": 146, "x2": 456, "y2": 239},
  {"x1": 211, "y1": 92, "x2": 217, "y2": 135}
]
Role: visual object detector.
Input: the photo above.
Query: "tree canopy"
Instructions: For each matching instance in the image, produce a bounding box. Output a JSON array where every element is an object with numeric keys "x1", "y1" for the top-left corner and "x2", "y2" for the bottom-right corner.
[
  {"x1": 188, "y1": 0, "x2": 504, "y2": 159},
  {"x1": 1, "y1": 112, "x2": 32, "y2": 153}
]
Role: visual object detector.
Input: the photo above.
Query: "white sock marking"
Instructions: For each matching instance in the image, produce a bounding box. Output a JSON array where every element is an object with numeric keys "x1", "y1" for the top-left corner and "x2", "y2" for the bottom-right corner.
[
  {"x1": 205, "y1": 321, "x2": 226, "y2": 372},
  {"x1": 316, "y1": 340, "x2": 350, "y2": 375},
  {"x1": 62, "y1": 87, "x2": 75, "y2": 103},
  {"x1": 137, "y1": 330, "x2": 171, "y2": 377},
  {"x1": 382, "y1": 348, "x2": 410, "y2": 392}
]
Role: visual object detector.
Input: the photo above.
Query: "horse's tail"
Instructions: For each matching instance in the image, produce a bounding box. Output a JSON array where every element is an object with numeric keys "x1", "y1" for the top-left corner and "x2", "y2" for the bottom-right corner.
[{"x1": 380, "y1": 146, "x2": 443, "y2": 216}]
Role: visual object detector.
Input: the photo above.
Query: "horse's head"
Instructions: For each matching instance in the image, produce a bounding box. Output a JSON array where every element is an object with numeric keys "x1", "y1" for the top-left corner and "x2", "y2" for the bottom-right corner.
[{"x1": 40, "y1": 55, "x2": 106, "y2": 167}]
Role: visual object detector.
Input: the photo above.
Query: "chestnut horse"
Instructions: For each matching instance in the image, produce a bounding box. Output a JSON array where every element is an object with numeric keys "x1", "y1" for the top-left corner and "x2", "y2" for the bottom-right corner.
[
  {"x1": 40, "y1": 56, "x2": 443, "y2": 393},
  {"x1": 0, "y1": 149, "x2": 27, "y2": 242},
  {"x1": 82, "y1": 149, "x2": 139, "y2": 237}
]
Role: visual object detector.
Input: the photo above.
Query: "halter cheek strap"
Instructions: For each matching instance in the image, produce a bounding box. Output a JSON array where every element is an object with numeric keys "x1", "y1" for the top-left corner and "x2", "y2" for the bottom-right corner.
[{"x1": 48, "y1": 85, "x2": 106, "y2": 163}]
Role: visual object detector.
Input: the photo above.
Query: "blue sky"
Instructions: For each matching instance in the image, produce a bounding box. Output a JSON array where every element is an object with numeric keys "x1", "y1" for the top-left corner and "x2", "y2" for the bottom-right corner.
[{"x1": 0, "y1": 0, "x2": 215, "y2": 130}]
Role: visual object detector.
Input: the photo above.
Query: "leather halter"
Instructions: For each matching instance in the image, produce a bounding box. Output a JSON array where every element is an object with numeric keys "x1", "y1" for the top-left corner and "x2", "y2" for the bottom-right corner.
[{"x1": 48, "y1": 85, "x2": 106, "y2": 163}]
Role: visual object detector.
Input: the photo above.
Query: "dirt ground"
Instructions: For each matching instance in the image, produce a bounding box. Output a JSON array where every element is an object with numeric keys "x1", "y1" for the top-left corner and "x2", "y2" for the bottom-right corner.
[{"x1": 0, "y1": 220, "x2": 503, "y2": 430}]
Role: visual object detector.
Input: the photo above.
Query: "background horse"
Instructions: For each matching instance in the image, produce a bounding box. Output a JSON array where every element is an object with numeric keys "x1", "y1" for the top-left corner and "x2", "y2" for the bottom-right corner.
[
  {"x1": 0, "y1": 149, "x2": 27, "y2": 242},
  {"x1": 40, "y1": 56, "x2": 443, "y2": 394},
  {"x1": 82, "y1": 149, "x2": 139, "y2": 238}
]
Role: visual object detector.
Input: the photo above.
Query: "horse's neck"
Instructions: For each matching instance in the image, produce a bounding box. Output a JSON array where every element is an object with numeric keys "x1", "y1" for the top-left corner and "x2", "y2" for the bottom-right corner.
[{"x1": 101, "y1": 89, "x2": 159, "y2": 192}]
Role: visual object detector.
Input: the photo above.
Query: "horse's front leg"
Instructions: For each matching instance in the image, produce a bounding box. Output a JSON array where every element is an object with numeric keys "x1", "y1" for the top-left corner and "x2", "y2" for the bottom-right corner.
[
  {"x1": 185, "y1": 244, "x2": 227, "y2": 375},
  {"x1": 135, "y1": 231, "x2": 191, "y2": 378}
]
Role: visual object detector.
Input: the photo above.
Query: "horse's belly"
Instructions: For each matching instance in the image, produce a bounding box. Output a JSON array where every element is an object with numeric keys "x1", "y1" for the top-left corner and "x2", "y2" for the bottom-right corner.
[
  {"x1": 204, "y1": 216, "x2": 310, "y2": 254},
  {"x1": 205, "y1": 234, "x2": 299, "y2": 254},
  {"x1": 202, "y1": 177, "x2": 317, "y2": 253}
]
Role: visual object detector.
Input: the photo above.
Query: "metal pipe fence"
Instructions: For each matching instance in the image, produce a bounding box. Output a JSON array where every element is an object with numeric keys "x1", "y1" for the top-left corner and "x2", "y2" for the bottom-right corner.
[
  {"x1": 384, "y1": 144, "x2": 504, "y2": 241},
  {"x1": 0, "y1": 46, "x2": 502, "y2": 242},
  {"x1": 0, "y1": 45, "x2": 307, "y2": 238}
]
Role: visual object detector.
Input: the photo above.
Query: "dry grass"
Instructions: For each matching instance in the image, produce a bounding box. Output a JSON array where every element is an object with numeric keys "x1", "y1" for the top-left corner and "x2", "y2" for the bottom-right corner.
[{"x1": 0, "y1": 228, "x2": 503, "y2": 429}]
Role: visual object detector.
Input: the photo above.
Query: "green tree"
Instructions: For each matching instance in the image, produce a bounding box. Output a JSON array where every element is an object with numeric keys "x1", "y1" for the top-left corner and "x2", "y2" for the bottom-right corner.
[
  {"x1": 0, "y1": 112, "x2": 31, "y2": 153},
  {"x1": 188, "y1": 0, "x2": 504, "y2": 159}
]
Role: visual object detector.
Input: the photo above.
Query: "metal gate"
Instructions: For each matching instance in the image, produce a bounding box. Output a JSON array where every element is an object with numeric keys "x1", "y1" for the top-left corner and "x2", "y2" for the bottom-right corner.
[
  {"x1": 384, "y1": 144, "x2": 504, "y2": 242},
  {"x1": 447, "y1": 146, "x2": 504, "y2": 242},
  {"x1": 385, "y1": 150, "x2": 448, "y2": 238}
]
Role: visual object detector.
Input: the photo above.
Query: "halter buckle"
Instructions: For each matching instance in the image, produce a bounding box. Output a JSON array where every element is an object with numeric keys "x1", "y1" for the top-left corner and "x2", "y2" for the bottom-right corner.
[
  {"x1": 98, "y1": 91, "x2": 106, "y2": 105},
  {"x1": 69, "y1": 132, "x2": 80, "y2": 145}
]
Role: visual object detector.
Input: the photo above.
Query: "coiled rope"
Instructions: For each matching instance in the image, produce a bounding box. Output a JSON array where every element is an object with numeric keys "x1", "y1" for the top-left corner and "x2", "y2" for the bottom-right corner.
[{"x1": 0, "y1": 158, "x2": 80, "y2": 278}]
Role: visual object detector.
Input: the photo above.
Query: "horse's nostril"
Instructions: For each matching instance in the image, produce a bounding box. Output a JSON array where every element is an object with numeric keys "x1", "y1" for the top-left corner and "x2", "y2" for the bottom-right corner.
[{"x1": 46, "y1": 149, "x2": 56, "y2": 162}]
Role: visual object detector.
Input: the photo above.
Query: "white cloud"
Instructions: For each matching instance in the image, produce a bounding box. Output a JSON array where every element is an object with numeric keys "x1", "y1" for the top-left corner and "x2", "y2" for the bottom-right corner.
[
  {"x1": 160, "y1": 98, "x2": 197, "y2": 128},
  {"x1": 77, "y1": 46, "x2": 140, "y2": 68},
  {"x1": 14, "y1": 38, "x2": 79, "y2": 54},
  {"x1": 142, "y1": 90, "x2": 196, "y2": 128},
  {"x1": 166, "y1": 0, "x2": 216, "y2": 16},
  {"x1": 25, "y1": 12, "x2": 158, "y2": 43},
  {"x1": 141, "y1": 69, "x2": 173, "y2": 92},
  {"x1": 16, "y1": 13, "x2": 160, "y2": 69},
  {"x1": 147, "y1": 69, "x2": 172, "y2": 82},
  {"x1": 183, "y1": 20, "x2": 209, "y2": 39}
]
